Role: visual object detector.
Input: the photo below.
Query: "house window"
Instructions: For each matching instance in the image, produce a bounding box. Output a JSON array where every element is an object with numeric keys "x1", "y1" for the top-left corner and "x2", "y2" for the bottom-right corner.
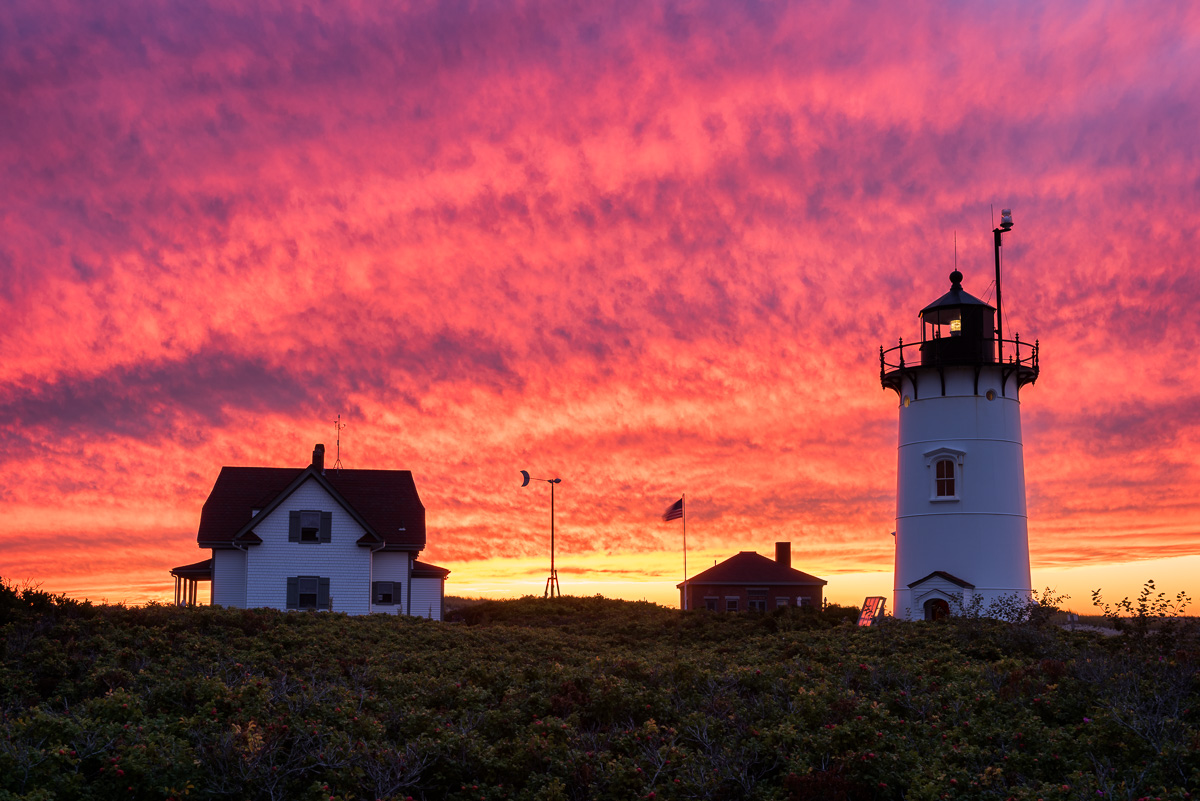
[
  {"x1": 287, "y1": 575, "x2": 330, "y2": 611},
  {"x1": 704, "y1": 597, "x2": 718, "y2": 611},
  {"x1": 300, "y1": 510, "x2": 321, "y2": 542},
  {"x1": 726, "y1": 597, "x2": 739, "y2": 612},
  {"x1": 776, "y1": 597, "x2": 791, "y2": 608},
  {"x1": 373, "y1": 581, "x2": 395, "y2": 606},
  {"x1": 748, "y1": 588, "x2": 768, "y2": 613},
  {"x1": 289, "y1": 510, "x2": 332, "y2": 543},
  {"x1": 935, "y1": 459, "x2": 956, "y2": 498},
  {"x1": 798, "y1": 596, "x2": 812, "y2": 607},
  {"x1": 298, "y1": 576, "x2": 318, "y2": 609}
]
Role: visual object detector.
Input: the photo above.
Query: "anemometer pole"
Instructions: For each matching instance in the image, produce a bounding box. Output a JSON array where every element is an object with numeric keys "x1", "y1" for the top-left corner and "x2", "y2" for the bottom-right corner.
[
  {"x1": 520, "y1": 470, "x2": 562, "y2": 597},
  {"x1": 993, "y1": 208, "x2": 1013, "y2": 363}
]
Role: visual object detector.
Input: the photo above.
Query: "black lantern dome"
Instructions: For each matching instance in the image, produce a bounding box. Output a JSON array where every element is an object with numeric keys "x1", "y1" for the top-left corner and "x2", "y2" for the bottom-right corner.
[
  {"x1": 918, "y1": 270, "x2": 996, "y2": 366},
  {"x1": 879, "y1": 269, "x2": 1039, "y2": 399}
]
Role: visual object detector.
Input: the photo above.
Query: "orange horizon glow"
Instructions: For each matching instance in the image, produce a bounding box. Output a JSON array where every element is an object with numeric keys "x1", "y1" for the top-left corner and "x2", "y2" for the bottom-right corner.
[{"x1": 2, "y1": 1, "x2": 1198, "y2": 611}]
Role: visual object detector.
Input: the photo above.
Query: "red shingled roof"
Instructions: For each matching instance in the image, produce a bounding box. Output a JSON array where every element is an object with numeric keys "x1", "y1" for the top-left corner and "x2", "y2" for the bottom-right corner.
[
  {"x1": 197, "y1": 464, "x2": 426, "y2": 551},
  {"x1": 679, "y1": 551, "x2": 827, "y2": 588}
]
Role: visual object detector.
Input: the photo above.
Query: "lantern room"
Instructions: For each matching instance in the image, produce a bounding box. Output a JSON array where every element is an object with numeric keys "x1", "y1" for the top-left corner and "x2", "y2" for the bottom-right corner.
[{"x1": 918, "y1": 270, "x2": 996, "y2": 367}]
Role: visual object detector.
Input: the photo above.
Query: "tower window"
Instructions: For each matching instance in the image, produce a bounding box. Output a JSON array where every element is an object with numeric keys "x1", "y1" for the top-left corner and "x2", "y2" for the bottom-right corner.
[
  {"x1": 935, "y1": 459, "x2": 956, "y2": 497},
  {"x1": 924, "y1": 448, "x2": 964, "y2": 502}
]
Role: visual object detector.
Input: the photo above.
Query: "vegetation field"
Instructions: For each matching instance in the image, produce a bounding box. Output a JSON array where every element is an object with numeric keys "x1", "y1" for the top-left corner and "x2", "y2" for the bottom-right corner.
[{"x1": 2, "y1": 583, "x2": 1197, "y2": 801}]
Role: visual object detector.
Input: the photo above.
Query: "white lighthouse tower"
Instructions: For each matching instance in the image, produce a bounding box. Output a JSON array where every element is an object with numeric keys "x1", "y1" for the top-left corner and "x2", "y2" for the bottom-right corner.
[{"x1": 879, "y1": 212, "x2": 1040, "y2": 621}]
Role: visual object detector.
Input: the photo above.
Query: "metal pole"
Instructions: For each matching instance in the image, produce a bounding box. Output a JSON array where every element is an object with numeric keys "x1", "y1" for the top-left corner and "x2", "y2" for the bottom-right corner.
[
  {"x1": 682, "y1": 493, "x2": 688, "y2": 610},
  {"x1": 994, "y1": 227, "x2": 1004, "y2": 364},
  {"x1": 550, "y1": 481, "x2": 555, "y2": 596}
]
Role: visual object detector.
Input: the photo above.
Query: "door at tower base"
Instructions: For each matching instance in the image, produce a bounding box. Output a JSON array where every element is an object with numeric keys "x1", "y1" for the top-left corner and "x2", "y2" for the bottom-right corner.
[{"x1": 903, "y1": 570, "x2": 974, "y2": 621}]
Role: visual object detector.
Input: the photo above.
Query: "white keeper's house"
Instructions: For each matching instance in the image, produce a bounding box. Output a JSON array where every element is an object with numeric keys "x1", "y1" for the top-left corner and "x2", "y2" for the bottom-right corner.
[{"x1": 170, "y1": 444, "x2": 449, "y2": 619}]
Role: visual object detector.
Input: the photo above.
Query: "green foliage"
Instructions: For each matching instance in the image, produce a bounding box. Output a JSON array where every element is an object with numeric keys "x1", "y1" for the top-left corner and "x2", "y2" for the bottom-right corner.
[
  {"x1": 1092, "y1": 580, "x2": 1196, "y2": 651},
  {"x1": 0, "y1": 577, "x2": 92, "y2": 625},
  {"x1": 1, "y1": 583, "x2": 1197, "y2": 800}
]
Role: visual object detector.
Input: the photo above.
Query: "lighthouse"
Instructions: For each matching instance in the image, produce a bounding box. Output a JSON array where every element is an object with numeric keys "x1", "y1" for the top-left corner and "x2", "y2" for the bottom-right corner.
[{"x1": 879, "y1": 212, "x2": 1040, "y2": 621}]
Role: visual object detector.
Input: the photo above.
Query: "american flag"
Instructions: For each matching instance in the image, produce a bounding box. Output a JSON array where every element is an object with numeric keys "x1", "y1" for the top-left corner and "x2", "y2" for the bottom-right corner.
[{"x1": 662, "y1": 498, "x2": 683, "y2": 521}]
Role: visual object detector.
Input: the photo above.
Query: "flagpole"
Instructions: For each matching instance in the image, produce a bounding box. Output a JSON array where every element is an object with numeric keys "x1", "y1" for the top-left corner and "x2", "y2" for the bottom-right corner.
[{"x1": 682, "y1": 493, "x2": 688, "y2": 611}]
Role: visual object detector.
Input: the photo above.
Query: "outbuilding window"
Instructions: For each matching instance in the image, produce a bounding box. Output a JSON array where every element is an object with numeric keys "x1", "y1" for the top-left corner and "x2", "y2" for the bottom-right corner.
[
  {"x1": 748, "y1": 588, "x2": 768, "y2": 612},
  {"x1": 725, "y1": 598, "x2": 739, "y2": 612}
]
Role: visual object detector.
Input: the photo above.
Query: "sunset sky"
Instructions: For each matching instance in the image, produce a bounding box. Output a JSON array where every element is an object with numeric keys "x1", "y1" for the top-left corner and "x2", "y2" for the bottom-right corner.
[{"x1": 2, "y1": 0, "x2": 1198, "y2": 611}]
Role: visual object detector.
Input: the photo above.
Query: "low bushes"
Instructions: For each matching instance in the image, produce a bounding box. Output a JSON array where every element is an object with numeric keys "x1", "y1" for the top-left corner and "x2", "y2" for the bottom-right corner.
[{"x1": 1, "y1": 583, "x2": 1197, "y2": 800}]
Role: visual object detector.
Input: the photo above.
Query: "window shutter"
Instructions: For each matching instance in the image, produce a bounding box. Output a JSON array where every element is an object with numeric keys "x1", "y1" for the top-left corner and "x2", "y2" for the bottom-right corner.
[
  {"x1": 288, "y1": 511, "x2": 300, "y2": 542},
  {"x1": 373, "y1": 581, "x2": 381, "y2": 604},
  {"x1": 286, "y1": 576, "x2": 299, "y2": 609},
  {"x1": 318, "y1": 577, "x2": 330, "y2": 610},
  {"x1": 320, "y1": 511, "x2": 332, "y2": 543}
]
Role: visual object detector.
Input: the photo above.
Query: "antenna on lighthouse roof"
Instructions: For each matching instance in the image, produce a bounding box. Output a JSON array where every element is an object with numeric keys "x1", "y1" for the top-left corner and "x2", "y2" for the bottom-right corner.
[{"x1": 333, "y1": 414, "x2": 346, "y2": 473}]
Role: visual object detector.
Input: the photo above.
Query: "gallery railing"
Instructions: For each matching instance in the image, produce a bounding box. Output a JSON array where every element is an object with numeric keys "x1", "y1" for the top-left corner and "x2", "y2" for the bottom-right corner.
[{"x1": 880, "y1": 335, "x2": 1038, "y2": 398}]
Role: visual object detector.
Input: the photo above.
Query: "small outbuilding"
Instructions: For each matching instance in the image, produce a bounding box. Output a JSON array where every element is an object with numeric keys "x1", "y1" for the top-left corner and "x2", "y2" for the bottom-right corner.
[{"x1": 678, "y1": 542, "x2": 827, "y2": 611}]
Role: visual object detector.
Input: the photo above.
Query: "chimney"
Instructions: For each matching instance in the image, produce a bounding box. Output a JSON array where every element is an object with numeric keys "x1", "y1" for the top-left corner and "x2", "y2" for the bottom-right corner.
[
  {"x1": 775, "y1": 541, "x2": 791, "y2": 568},
  {"x1": 313, "y1": 443, "x2": 326, "y2": 473}
]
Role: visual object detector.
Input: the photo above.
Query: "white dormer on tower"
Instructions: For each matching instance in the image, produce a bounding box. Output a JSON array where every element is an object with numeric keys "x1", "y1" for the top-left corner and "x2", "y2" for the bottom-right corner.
[{"x1": 879, "y1": 248, "x2": 1040, "y2": 620}]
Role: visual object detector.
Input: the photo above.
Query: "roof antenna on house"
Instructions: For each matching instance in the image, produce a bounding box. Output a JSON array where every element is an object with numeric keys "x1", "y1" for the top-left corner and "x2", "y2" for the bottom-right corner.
[{"x1": 333, "y1": 414, "x2": 346, "y2": 473}]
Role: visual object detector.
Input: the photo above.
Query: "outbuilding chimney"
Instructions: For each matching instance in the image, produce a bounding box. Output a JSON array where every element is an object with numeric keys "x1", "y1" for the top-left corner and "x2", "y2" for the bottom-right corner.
[
  {"x1": 775, "y1": 541, "x2": 791, "y2": 568},
  {"x1": 313, "y1": 443, "x2": 326, "y2": 473}
]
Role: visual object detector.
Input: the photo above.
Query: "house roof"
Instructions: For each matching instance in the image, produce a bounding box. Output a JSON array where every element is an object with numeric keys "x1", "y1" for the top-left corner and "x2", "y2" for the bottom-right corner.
[
  {"x1": 908, "y1": 570, "x2": 975, "y2": 589},
  {"x1": 170, "y1": 558, "x2": 213, "y2": 580},
  {"x1": 677, "y1": 551, "x2": 827, "y2": 589},
  {"x1": 197, "y1": 464, "x2": 426, "y2": 551},
  {"x1": 412, "y1": 559, "x2": 450, "y2": 578}
]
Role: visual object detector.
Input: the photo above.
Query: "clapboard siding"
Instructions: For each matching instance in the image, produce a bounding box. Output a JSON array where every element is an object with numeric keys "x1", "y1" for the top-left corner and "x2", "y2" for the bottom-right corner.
[
  {"x1": 410, "y1": 577, "x2": 444, "y2": 621},
  {"x1": 244, "y1": 478, "x2": 372, "y2": 615},
  {"x1": 370, "y1": 551, "x2": 410, "y2": 615},
  {"x1": 211, "y1": 549, "x2": 246, "y2": 608}
]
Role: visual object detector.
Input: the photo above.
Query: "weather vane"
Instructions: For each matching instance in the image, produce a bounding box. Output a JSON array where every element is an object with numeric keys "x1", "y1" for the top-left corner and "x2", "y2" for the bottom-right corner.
[
  {"x1": 333, "y1": 414, "x2": 346, "y2": 472},
  {"x1": 521, "y1": 470, "x2": 563, "y2": 597}
]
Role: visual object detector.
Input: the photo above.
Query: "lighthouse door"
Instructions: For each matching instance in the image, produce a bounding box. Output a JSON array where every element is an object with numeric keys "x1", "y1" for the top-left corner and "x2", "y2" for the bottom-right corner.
[{"x1": 923, "y1": 598, "x2": 950, "y2": 621}]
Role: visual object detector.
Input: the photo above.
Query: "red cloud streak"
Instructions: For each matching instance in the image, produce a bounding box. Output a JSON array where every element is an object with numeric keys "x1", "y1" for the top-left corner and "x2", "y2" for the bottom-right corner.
[{"x1": 2, "y1": 0, "x2": 1198, "y2": 604}]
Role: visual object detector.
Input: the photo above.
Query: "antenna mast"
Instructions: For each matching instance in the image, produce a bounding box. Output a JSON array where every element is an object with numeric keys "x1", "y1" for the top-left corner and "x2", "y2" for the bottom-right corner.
[{"x1": 333, "y1": 414, "x2": 346, "y2": 472}]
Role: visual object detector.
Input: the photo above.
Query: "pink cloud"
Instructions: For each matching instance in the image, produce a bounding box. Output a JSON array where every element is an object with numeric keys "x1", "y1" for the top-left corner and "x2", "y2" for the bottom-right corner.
[{"x1": 1, "y1": 0, "x2": 1198, "y2": 601}]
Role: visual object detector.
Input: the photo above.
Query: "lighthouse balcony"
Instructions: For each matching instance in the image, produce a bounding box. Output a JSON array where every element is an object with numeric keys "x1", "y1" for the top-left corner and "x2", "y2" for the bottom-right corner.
[{"x1": 880, "y1": 336, "x2": 1039, "y2": 398}]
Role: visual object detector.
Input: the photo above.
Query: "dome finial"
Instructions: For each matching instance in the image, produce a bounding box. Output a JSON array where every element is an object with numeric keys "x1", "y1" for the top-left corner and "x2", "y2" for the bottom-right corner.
[{"x1": 949, "y1": 270, "x2": 963, "y2": 288}]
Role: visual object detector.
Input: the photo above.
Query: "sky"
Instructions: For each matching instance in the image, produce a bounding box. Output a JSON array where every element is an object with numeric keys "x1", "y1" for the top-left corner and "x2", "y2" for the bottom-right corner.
[{"x1": 2, "y1": 0, "x2": 1198, "y2": 612}]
